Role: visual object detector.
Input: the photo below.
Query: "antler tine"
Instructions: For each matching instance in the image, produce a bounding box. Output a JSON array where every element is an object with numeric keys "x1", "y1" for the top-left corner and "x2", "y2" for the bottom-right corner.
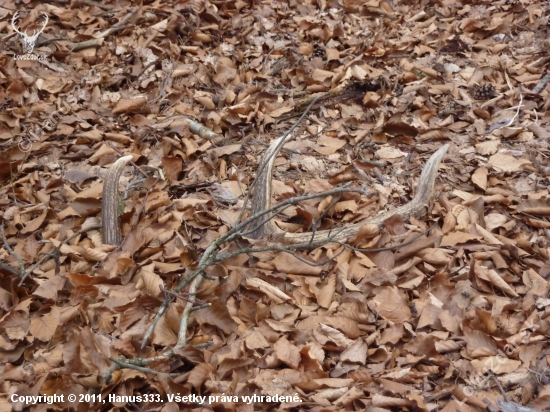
[{"x1": 11, "y1": 11, "x2": 24, "y2": 36}]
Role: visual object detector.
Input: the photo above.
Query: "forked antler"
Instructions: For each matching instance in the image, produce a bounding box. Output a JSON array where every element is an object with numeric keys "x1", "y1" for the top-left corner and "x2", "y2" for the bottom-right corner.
[
  {"x1": 247, "y1": 136, "x2": 449, "y2": 244},
  {"x1": 11, "y1": 11, "x2": 48, "y2": 54}
]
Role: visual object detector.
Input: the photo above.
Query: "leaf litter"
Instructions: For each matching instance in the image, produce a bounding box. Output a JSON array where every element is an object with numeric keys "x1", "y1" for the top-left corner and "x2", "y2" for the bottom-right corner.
[{"x1": 0, "y1": 0, "x2": 550, "y2": 411}]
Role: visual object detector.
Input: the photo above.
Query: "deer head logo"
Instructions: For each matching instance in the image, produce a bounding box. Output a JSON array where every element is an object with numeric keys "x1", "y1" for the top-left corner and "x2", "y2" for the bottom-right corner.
[{"x1": 11, "y1": 12, "x2": 48, "y2": 54}]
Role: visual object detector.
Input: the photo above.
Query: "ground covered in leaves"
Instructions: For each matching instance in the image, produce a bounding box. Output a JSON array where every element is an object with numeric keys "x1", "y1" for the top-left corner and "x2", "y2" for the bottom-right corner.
[{"x1": 1, "y1": 0, "x2": 550, "y2": 411}]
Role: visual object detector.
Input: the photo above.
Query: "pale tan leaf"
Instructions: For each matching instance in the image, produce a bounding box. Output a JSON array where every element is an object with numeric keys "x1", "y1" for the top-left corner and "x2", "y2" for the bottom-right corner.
[
  {"x1": 274, "y1": 337, "x2": 301, "y2": 369},
  {"x1": 33, "y1": 276, "x2": 66, "y2": 300},
  {"x1": 476, "y1": 140, "x2": 500, "y2": 155},
  {"x1": 372, "y1": 394, "x2": 413, "y2": 407},
  {"x1": 485, "y1": 213, "x2": 509, "y2": 230},
  {"x1": 194, "y1": 301, "x2": 238, "y2": 334},
  {"x1": 340, "y1": 338, "x2": 368, "y2": 364},
  {"x1": 272, "y1": 252, "x2": 323, "y2": 275},
  {"x1": 244, "y1": 330, "x2": 270, "y2": 349},
  {"x1": 317, "y1": 324, "x2": 354, "y2": 347},
  {"x1": 368, "y1": 287, "x2": 411, "y2": 322},
  {"x1": 29, "y1": 307, "x2": 60, "y2": 342},
  {"x1": 376, "y1": 146, "x2": 407, "y2": 160},
  {"x1": 188, "y1": 363, "x2": 216, "y2": 389},
  {"x1": 435, "y1": 340, "x2": 463, "y2": 353},
  {"x1": 135, "y1": 264, "x2": 163, "y2": 297},
  {"x1": 484, "y1": 268, "x2": 519, "y2": 297},
  {"x1": 316, "y1": 273, "x2": 335, "y2": 308},
  {"x1": 472, "y1": 167, "x2": 488, "y2": 190},
  {"x1": 488, "y1": 153, "x2": 532, "y2": 173},
  {"x1": 151, "y1": 315, "x2": 177, "y2": 346},
  {"x1": 440, "y1": 231, "x2": 482, "y2": 247},
  {"x1": 471, "y1": 357, "x2": 521, "y2": 374}
]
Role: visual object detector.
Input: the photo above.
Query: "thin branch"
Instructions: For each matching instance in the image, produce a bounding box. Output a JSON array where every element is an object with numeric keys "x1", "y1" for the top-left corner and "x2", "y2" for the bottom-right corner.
[
  {"x1": 109, "y1": 357, "x2": 160, "y2": 375},
  {"x1": 141, "y1": 267, "x2": 204, "y2": 348},
  {"x1": 66, "y1": 38, "x2": 104, "y2": 51},
  {"x1": 142, "y1": 188, "x2": 365, "y2": 336},
  {"x1": 153, "y1": 59, "x2": 174, "y2": 103},
  {"x1": 1, "y1": 223, "x2": 24, "y2": 276},
  {"x1": 160, "y1": 284, "x2": 202, "y2": 304},
  {"x1": 77, "y1": 0, "x2": 115, "y2": 11},
  {"x1": 175, "y1": 274, "x2": 203, "y2": 348},
  {"x1": 134, "y1": 58, "x2": 161, "y2": 85},
  {"x1": 106, "y1": 143, "x2": 148, "y2": 178},
  {"x1": 95, "y1": 7, "x2": 139, "y2": 39},
  {"x1": 216, "y1": 243, "x2": 347, "y2": 267},
  {"x1": 123, "y1": 95, "x2": 446, "y2": 376},
  {"x1": 189, "y1": 303, "x2": 210, "y2": 311},
  {"x1": 193, "y1": 341, "x2": 213, "y2": 349},
  {"x1": 186, "y1": 119, "x2": 224, "y2": 143},
  {"x1": 304, "y1": 192, "x2": 360, "y2": 247},
  {"x1": 0, "y1": 261, "x2": 21, "y2": 276}
]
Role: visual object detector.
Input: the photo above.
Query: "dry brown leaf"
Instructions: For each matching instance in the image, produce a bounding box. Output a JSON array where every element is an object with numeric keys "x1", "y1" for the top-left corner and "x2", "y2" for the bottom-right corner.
[
  {"x1": 472, "y1": 167, "x2": 488, "y2": 190},
  {"x1": 488, "y1": 153, "x2": 532, "y2": 172},
  {"x1": 517, "y1": 199, "x2": 550, "y2": 215},
  {"x1": 29, "y1": 306, "x2": 60, "y2": 342},
  {"x1": 2, "y1": 0, "x2": 548, "y2": 405},
  {"x1": 194, "y1": 301, "x2": 238, "y2": 334},
  {"x1": 274, "y1": 337, "x2": 301, "y2": 369},
  {"x1": 112, "y1": 97, "x2": 147, "y2": 114},
  {"x1": 340, "y1": 338, "x2": 368, "y2": 364},
  {"x1": 476, "y1": 140, "x2": 500, "y2": 155},
  {"x1": 272, "y1": 252, "x2": 323, "y2": 275},
  {"x1": 316, "y1": 273, "x2": 335, "y2": 308},
  {"x1": 440, "y1": 231, "x2": 482, "y2": 247},
  {"x1": 471, "y1": 357, "x2": 521, "y2": 374},
  {"x1": 368, "y1": 287, "x2": 411, "y2": 322},
  {"x1": 135, "y1": 264, "x2": 163, "y2": 297},
  {"x1": 376, "y1": 146, "x2": 407, "y2": 160}
]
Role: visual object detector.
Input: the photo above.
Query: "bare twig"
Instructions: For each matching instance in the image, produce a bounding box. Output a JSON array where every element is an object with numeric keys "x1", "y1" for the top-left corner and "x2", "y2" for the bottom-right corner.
[
  {"x1": 66, "y1": 38, "x2": 104, "y2": 52},
  {"x1": 215, "y1": 243, "x2": 347, "y2": 267},
  {"x1": 106, "y1": 143, "x2": 148, "y2": 178},
  {"x1": 1, "y1": 223, "x2": 24, "y2": 276},
  {"x1": 153, "y1": 59, "x2": 174, "y2": 103},
  {"x1": 489, "y1": 371, "x2": 509, "y2": 401},
  {"x1": 77, "y1": 0, "x2": 115, "y2": 11},
  {"x1": 186, "y1": 119, "x2": 224, "y2": 143},
  {"x1": 0, "y1": 261, "x2": 21, "y2": 276},
  {"x1": 108, "y1": 357, "x2": 179, "y2": 377},
  {"x1": 0, "y1": 31, "x2": 105, "y2": 51},
  {"x1": 141, "y1": 267, "x2": 204, "y2": 348},
  {"x1": 532, "y1": 74, "x2": 550, "y2": 94},
  {"x1": 95, "y1": 7, "x2": 139, "y2": 39},
  {"x1": 160, "y1": 285, "x2": 202, "y2": 304}
]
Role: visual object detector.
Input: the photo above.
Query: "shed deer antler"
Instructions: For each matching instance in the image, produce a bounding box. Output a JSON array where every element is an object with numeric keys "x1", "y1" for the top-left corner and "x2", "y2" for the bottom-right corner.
[{"x1": 11, "y1": 11, "x2": 48, "y2": 54}]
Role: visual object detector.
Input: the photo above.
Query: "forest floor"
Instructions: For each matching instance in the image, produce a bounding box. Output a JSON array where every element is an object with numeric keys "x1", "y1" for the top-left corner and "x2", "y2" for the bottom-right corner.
[{"x1": 1, "y1": 0, "x2": 550, "y2": 411}]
